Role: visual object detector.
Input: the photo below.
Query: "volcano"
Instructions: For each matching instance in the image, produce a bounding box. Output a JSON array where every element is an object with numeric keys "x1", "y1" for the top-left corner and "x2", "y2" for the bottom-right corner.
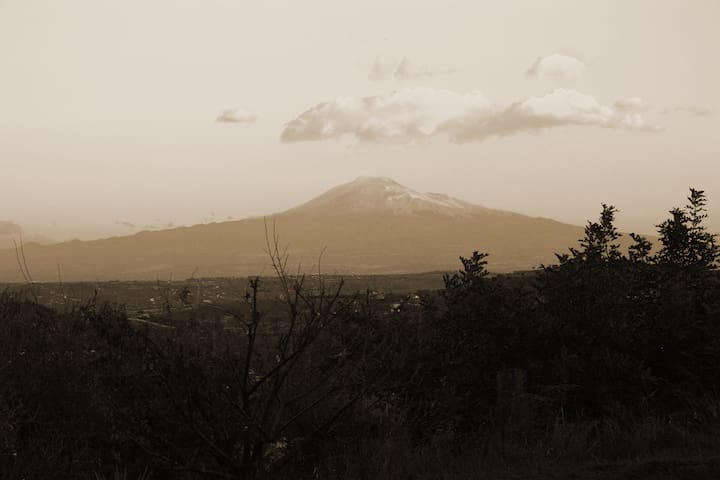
[{"x1": 0, "y1": 177, "x2": 587, "y2": 281}]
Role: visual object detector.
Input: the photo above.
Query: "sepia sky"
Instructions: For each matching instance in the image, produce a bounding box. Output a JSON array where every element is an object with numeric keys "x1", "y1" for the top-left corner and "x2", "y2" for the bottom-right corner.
[{"x1": 1, "y1": 0, "x2": 719, "y2": 243}]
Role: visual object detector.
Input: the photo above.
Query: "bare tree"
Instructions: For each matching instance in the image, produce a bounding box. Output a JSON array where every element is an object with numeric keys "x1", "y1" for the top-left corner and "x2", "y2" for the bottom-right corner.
[{"x1": 128, "y1": 220, "x2": 382, "y2": 478}]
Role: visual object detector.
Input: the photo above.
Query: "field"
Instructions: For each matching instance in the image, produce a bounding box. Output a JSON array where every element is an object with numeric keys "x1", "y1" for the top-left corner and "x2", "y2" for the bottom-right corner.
[{"x1": 2, "y1": 272, "x2": 448, "y2": 320}]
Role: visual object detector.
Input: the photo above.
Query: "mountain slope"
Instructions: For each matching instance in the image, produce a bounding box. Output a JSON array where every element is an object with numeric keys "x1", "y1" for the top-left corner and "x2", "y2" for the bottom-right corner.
[{"x1": 0, "y1": 177, "x2": 588, "y2": 281}]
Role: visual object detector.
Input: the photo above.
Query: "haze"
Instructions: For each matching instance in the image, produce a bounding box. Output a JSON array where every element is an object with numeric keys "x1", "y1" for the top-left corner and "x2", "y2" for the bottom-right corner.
[{"x1": 1, "y1": 0, "x2": 719, "y2": 244}]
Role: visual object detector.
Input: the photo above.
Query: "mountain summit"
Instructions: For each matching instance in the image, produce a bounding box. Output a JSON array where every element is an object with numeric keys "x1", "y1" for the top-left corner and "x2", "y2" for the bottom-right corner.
[
  {"x1": 0, "y1": 178, "x2": 587, "y2": 281},
  {"x1": 290, "y1": 176, "x2": 491, "y2": 216}
]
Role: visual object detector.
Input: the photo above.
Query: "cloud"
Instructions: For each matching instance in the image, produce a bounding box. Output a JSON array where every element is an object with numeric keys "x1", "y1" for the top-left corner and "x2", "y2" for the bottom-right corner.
[
  {"x1": 526, "y1": 54, "x2": 587, "y2": 81},
  {"x1": 662, "y1": 105, "x2": 714, "y2": 117},
  {"x1": 446, "y1": 89, "x2": 661, "y2": 143},
  {"x1": 281, "y1": 88, "x2": 492, "y2": 143},
  {"x1": 614, "y1": 100, "x2": 714, "y2": 119},
  {"x1": 369, "y1": 56, "x2": 455, "y2": 81},
  {"x1": 614, "y1": 97, "x2": 649, "y2": 112},
  {"x1": 116, "y1": 221, "x2": 137, "y2": 229},
  {"x1": 0, "y1": 221, "x2": 22, "y2": 235},
  {"x1": 281, "y1": 88, "x2": 661, "y2": 144},
  {"x1": 217, "y1": 108, "x2": 257, "y2": 124}
]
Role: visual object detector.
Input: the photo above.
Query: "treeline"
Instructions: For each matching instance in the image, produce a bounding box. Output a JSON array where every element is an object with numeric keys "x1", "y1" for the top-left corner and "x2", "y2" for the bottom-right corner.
[
  {"x1": 433, "y1": 188, "x2": 720, "y2": 424},
  {"x1": 1, "y1": 189, "x2": 720, "y2": 479}
]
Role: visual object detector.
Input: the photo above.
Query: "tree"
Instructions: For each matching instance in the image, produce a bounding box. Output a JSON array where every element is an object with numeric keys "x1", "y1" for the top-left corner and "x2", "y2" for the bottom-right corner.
[
  {"x1": 437, "y1": 252, "x2": 532, "y2": 425},
  {"x1": 536, "y1": 204, "x2": 658, "y2": 413},
  {"x1": 628, "y1": 232, "x2": 653, "y2": 263},
  {"x1": 116, "y1": 222, "x2": 382, "y2": 478},
  {"x1": 565, "y1": 204, "x2": 623, "y2": 264},
  {"x1": 441, "y1": 251, "x2": 489, "y2": 304},
  {"x1": 655, "y1": 188, "x2": 719, "y2": 272}
]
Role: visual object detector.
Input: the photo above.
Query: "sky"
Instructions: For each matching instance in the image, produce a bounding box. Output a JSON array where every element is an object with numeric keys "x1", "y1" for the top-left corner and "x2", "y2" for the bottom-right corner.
[{"x1": 1, "y1": 0, "x2": 719, "y2": 243}]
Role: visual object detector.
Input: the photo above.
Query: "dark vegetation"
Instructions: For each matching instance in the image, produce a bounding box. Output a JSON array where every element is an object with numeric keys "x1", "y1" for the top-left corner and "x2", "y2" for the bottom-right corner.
[{"x1": 2, "y1": 189, "x2": 720, "y2": 479}]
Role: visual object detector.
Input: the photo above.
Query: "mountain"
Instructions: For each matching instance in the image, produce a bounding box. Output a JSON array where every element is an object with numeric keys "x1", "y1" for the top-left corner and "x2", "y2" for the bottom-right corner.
[
  {"x1": 0, "y1": 177, "x2": 589, "y2": 282},
  {"x1": 287, "y1": 176, "x2": 488, "y2": 216}
]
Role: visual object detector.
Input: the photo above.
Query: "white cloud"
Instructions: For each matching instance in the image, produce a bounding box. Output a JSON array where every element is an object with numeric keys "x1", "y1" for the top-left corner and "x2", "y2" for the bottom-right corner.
[
  {"x1": 281, "y1": 88, "x2": 661, "y2": 144},
  {"x1": 446, "y1": 89, "x2": 661, "y2": 143},
  {"x1": 613, "y1": 99, "x2": 715, "y2": 120},
  {"x1": 662, "y1": 105, "x2": 714, "y2": 117},
  {"x1": 614, "y1": 97, "x2": 649, "y2": 112},
  {"x1": 369, "y1": 56, "x2": 455, "y2": 81},
  {"x1": 526, "y1": 54, "x2": 587, "y2": 81},
  {"x1": 216, "y1": 108, "x2": 257, "y2": 124},
  {"x1": 281, "y1": 87, "x2": 491, "y2": 142}
]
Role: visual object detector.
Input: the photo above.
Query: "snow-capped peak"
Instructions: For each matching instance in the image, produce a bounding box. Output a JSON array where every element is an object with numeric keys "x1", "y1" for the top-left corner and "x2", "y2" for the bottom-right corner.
[{"x1": 290, "y1": 177, "x2": 492, "y2": 216}]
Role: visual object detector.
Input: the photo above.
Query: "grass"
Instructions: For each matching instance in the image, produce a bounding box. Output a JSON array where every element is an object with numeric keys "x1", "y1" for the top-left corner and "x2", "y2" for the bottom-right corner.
[{"x1": 318, "y1": 408, "x2": 720, "y2": 480}]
